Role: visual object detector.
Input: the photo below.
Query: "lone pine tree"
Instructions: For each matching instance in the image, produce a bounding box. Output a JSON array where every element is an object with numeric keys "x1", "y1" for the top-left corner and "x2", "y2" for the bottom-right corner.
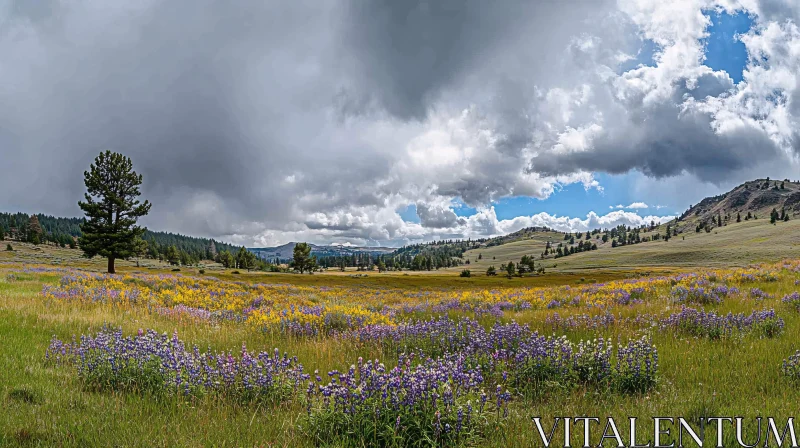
[
  {"x1": 78, "y1": 151, "x2": 151, "y2": 273},
  {"x1": 292, "y1": 242, "x2": 316, "y2": 273}
]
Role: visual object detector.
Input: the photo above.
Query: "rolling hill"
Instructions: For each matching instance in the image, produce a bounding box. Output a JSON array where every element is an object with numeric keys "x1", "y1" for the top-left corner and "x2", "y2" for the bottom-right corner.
[
  {"x1": 453, "y1": 179, "x2": 800, "y2": 274},
  {"x1": 454, "y1": 217, "x2": 800, "y2": 274},
  {"x1": 676, "y1": 178, "x2": 800, "y2": 229}
]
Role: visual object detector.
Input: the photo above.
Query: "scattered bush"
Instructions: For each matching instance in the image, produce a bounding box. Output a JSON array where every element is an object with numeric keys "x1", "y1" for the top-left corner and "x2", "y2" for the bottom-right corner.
[
  {"x1": 6, "y1": 244, "x2": 12, "y2": 251},
  {"x1": 302, "y1": 353, "x2": 509, "y2": 446},
  {"x1": 171, "y1": 268, "x2": 180, "y2": 272},
  {"x1": 572, "y1": 338, "x2": 613, "y2": 385},
  {"x1": 782, "y1": 292, "x2": 800, "y2": 311},
  {"x1": 46, "y1": 327, "x2": 308, "y2": 403},
  {"x1": 231, "y1": 270, "x2": 240, "y2": 275},
  {"x1": 512, "y1": 334, "x2": 658, "y2": 396},
  {"x1": 198, "y1": 269, "x2": 205, "y2": 274},
  {"x1": 660, "y1": 306, "x2": 784, "y2": 339},
  {"x1": 670, "y1": 285, "x2": 737, "y2": 305},
  {"x1": 749, "y1": 288, "x2": 774, "y2": 300},
  {"x1": 614, "y1": 336, "x2": 659, "y2": 393},
  {"x1": 460, "y1": 269, "x2": 471, "y2": 277},
  {"x1": 782, "y1": 350, "x2": 800, "y2": 382}
]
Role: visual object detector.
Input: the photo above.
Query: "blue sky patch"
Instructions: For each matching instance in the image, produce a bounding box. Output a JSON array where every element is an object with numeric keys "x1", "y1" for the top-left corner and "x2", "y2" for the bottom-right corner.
[
  {"x1": 703, "y1": 11, "x2": 752, "y2": 84},
  {"x1": 619, "y1": 38, "x2": 658, "y2": 73},
  {"x1": 398, "y1": 204, "x2": 420, "y2": 223}
]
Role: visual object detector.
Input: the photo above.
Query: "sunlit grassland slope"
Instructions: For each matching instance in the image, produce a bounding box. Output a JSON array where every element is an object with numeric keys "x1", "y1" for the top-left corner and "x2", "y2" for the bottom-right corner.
[{"x1": 456, "y1": 218, "x2": 800, "y2": 274}]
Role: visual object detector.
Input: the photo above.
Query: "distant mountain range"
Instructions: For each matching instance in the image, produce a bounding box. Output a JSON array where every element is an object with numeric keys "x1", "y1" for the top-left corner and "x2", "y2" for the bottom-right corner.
[{"x1": 248, "y1": 242, "x2": 395, "y2": 261}]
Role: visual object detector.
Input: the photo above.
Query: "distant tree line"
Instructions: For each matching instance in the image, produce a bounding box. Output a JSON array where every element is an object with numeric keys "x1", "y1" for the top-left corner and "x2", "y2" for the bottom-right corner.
[
  {"x1": 0, "y1": 211, "x2": 270, "y2": 269},
  {"x1": 0, "y1": 212, "x2": 80, "y2": 247},
  {"x1": 314, "y1": 239, "x2": 487, "y2": 271}
]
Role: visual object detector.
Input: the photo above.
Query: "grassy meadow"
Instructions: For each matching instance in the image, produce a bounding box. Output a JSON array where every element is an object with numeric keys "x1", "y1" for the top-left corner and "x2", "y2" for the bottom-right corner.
[
  {"x1": 2, "y1": 240, "x2": 800, "y2": 447},
  {"x1": 457, "y1": 218, "x2": 800, "y2": 273}
]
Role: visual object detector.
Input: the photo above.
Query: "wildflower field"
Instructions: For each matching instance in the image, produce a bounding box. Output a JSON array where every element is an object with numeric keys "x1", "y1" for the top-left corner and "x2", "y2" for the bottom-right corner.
[{"x1": 3, "y1": 260, "x2": 800, "y2": 446}]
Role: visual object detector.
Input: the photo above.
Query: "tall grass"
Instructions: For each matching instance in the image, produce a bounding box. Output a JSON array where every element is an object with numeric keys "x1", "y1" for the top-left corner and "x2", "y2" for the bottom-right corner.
[{"x1": 2, "y1": 262, "x2": 800, "y2": 446}]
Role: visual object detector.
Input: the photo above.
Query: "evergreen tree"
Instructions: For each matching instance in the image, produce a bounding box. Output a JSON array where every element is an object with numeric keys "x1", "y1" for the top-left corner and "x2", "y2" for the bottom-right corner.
[
  {"x1": 236, "y1": 247, "x2": 257, "y2": 271},
  {"x1": 486, "y1": 266, "x2": 496, "y2": 276},
  {"x1": 291, "y1": 242, "x2": 316, "y2": 273},
  {"x1": 78, "y1": 151, "x2": 151, "y2": 273},
  {"x1": 179, "y1": 250, "x2": 191, "y2": 266},
  {"x1": 770, "y1": 208, "x2": 779, "y2": 224},
  {"x1": 505, "y1": 261, "x2": 515, "y2": 278},
  {"x1": 165, "y1": 245, "x2": 180, "y2": 265},
  {"x1": 737, "y1": 212, "x2": 741, "y2": 223},
  {"x1": 218, "y1": 250, "x2": 235, "y2": 268},
  {"x1": 27, "y1": 215, "x2": 43, "y2": 244},
  {"x1": 133, "y1": 237, "x2": 148, "y2": 267}
]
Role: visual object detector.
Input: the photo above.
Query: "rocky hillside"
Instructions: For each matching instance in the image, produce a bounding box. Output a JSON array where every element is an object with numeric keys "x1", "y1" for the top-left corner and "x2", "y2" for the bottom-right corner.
[{"x1": 677, "y1": 178, "x2": 800, "y2": 228}]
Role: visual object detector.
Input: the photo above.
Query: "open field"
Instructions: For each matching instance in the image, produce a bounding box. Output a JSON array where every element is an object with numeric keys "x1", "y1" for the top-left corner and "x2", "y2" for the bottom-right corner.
[
  {"x1": 0, "y1": 241, "x2": 662, "y2": 288},
  {"x1": 3, "y1": 246, "x2": 800, "y2": 446}
]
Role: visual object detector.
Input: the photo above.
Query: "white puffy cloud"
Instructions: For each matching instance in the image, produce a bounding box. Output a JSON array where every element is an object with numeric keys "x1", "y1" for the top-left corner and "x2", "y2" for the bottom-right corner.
[
  {"x1": 610, "y1": 202, "x2": 650, "y2": 209},
  {"x1": 244, "y1": 205, "x2": 672, "y2": 247}
]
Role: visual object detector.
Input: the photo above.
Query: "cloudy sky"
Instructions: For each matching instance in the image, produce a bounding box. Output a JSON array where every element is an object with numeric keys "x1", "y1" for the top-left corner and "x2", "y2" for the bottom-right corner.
[{"x1": 2, "y1": 0, "x2": 799, "y2": 247}]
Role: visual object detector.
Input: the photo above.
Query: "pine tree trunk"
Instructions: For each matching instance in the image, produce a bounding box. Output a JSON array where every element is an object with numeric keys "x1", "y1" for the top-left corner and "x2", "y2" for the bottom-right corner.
[{"x1": 107, "y1": 256, "x2": 116, "y2": 274}]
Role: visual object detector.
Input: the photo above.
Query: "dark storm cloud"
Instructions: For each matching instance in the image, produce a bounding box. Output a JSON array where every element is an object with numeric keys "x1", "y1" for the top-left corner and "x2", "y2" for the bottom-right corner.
[
  {"x1": 530, "y1": 113, "x2": 780, "y2": 181},
  {"x1": 2, "y1": 0, "x2": 613, "y2": 240},
  {"x1": 529, "y1": 86, "x2": 782, "y2": 183},
  {"x1": 343, "y1": 0, "x2": 534, "y2": 120},
  {"x1": 1, "y1": 0, "x2": 798, "y2": 246},
  {"x1": 0, "y1": 0, "x2": 358, "y2": 234}
]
